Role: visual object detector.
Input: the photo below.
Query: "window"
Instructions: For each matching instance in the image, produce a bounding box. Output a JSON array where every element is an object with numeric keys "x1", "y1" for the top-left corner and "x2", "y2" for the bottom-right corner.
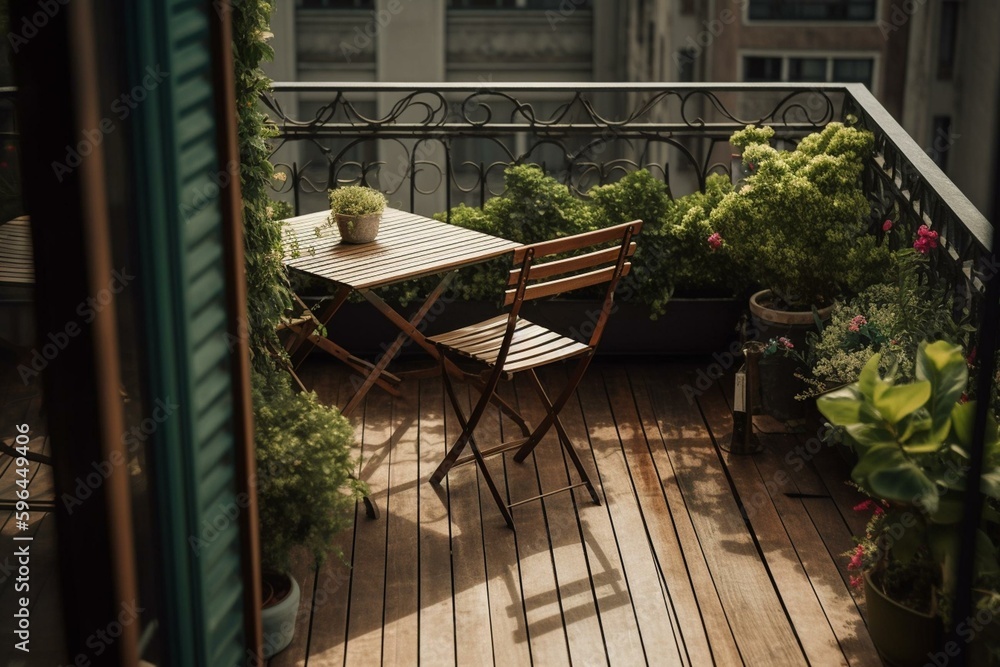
[
  {"x1": 748, "y1": 0, "x2": 877, "y2": 21},
  {"x1": 301, "y1": 0, "x2": 374, "y2": 7},
  {"x1": 930, "y1": 116, "x2": 952, "y2": 170},
  {"x1": 937, "y1": 0, "x2": 960, "y2": 79},
  {"x1": 743, "y1": 55, "x2": 875, "y2": 89},
  {"x1": 676, "y1": 48, "x2": 697, "y2": 82},
  {"x1": 743, "y1": 57, "x2": 782, "y2": 82},
  {"x1": 448, "y1": 0, "x2": 592, "y2": 8}
]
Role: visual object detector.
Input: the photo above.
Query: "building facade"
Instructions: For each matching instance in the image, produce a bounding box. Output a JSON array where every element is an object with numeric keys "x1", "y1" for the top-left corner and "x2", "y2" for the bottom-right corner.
[{"x1": 265, "y1": 0, "x2": 996, "y2": 216}]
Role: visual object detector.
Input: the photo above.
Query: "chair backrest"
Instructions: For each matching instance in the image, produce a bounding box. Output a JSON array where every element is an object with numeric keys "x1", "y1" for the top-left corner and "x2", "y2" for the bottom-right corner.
[{"x1": 502, "y1": 220, "x2": 642, "y2": 350}]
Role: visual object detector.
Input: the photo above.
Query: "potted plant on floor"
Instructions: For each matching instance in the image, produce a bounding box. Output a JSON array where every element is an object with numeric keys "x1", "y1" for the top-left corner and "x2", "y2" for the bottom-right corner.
[
  {"x1": 328, "y1": 184, "x2": 387, "y2": 244},
  {"x1": 817, "y1": 341, "x2": 1000, "y2": 666},
  {"x1": 253, "y1": 372, "x2": 364, "y2": 658},
  {"x1": 709, "y1": 122, "x2": 891, "y2": 420}
]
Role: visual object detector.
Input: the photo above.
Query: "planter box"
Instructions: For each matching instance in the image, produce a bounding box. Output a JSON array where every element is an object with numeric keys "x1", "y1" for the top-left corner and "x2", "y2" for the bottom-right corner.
[{"x1": 315, "y1": 297, "x2": 742, "y2": 359}]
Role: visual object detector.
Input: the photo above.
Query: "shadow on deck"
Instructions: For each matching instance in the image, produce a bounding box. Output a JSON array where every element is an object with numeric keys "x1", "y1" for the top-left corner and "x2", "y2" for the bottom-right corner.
[{"x1": 272, "y1": 358, "x2": 884, "y2": 667}]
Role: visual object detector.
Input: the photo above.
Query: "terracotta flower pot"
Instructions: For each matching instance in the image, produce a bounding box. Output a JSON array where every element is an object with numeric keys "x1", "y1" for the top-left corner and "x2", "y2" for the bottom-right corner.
[
  {"x1": 335, "y1": 211, "x2": 381, "y2": 244},
  {"x1": 748, "y1": 290, "x2": 834, "y2": 422},
  {"x1": 864, "y1": 571, "x2": 941, "y2": 667}
]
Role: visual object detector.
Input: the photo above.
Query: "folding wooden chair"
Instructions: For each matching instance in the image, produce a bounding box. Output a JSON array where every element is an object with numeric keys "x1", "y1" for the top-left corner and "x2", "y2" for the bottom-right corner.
[{"x1": 427, "y1": 220, "x2": 642, "y2": 528}]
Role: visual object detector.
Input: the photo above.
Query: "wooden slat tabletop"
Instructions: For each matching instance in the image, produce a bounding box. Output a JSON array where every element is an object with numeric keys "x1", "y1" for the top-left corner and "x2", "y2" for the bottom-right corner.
[
  {"x1": 0, "y1": 216, "x2": 33, "y2": 285},
  {"x1": 281, "y1": 208, "x2": 521, "y2": 290}
]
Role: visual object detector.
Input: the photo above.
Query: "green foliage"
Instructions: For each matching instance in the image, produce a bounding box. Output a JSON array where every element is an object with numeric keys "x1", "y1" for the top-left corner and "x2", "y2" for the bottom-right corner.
[
  {"x1": 233, "y1": 0, "x2": 360, "y2": 574},
  {"x1": 710, "y1": 122, "x2": 881, "y2": 308},
  {"x1": 589, "y1": 169, "x2": 670, "y2": 230},
  {"x1": 252, "y1": 372, "x2": 365, "y2": 573},
  {"x1": 423, "y1": 164, "x2": 602, "y2": 303},
  {"x1": 426, "y1": 166, "x2": 744, "y2": 313},
  {"x1": 327, "y1": 185, "x2": 387, "y2": 216},
  {"x1": 232, "y1": 0, "x2": 292, "y2": 373},
  {"x1": 801, "y1": 249, "x2": 974, "y2": 396},
  {"x1": 818, "y1": 342, "x2": 1000, "y2": 622}
]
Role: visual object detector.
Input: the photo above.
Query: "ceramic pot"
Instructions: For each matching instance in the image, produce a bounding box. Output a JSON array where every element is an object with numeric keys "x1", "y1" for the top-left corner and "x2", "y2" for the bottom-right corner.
[
  {"x1": 335, "y1": 212, "x2": 381, "y2": 244},
  {"x1": 261, "y1": 571, "x2": 301, "y2": 658},
  {"x1": 864, "y1": 571, "x2": 941, "y2": 667}
]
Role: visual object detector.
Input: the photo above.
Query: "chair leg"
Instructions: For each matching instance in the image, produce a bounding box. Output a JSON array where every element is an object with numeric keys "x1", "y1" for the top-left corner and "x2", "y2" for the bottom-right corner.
[
  {"x1": 521, "y1": 367, "x2": 601, "y2": 505},
  {"x1": 513, "y1": 356, "x2": 593, "y2": 462},
  {"x1": 468, "y1": 438, "x2": 515, "y2": 529},
  {"x1": 429, "y1": 354, "x2": 496, "y2": 486}
]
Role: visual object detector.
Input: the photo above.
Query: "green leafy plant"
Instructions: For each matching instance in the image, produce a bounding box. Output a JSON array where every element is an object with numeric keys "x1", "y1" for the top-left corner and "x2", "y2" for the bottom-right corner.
[
  {"x1": 232, "y1": 0, "x2": 292, "y2": 373},
  {"x1": 710, "y1": 122, "x2": 888, "y2": 309},
  {"x1": 590, "y1": 171, "x2": 741, "y2": 315},
  {"x1": 253, "y1": 372, "x2": 366, "y2": 573},
  {"x1": 818, "y1": 341, "x2": 1000, "y2": 625},
  {"x1": 799, "y1": 249, "x2": 974, "y2": 397},
  {"x1": 233, "y1": 0, "x2": 361, "y2": 576},
  {"x1": 327, "y1": 185, "x2": 387, "y2": 217}
]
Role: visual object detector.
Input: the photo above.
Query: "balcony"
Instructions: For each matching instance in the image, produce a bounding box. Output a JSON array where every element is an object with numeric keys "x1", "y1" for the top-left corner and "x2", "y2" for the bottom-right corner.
[{"x1": 257, "y1": 83, "x2": 997, "y2": 665}]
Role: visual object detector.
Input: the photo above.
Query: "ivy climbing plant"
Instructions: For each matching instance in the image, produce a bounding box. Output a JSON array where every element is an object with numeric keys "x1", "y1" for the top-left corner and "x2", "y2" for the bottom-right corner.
[{"x1": 231, "y1": 0, "x2": 291, "y2": 373}]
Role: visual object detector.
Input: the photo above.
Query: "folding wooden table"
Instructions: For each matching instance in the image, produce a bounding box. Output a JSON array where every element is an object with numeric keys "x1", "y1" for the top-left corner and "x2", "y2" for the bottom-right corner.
[{"x1": 280, "y1": 207, "x2": 526, "y2": 424}]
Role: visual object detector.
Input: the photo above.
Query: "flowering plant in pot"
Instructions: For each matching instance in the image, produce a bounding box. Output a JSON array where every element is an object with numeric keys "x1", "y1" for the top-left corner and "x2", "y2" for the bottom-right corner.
[
  {"x1": 327, "y1": 185, "x2": 387, "y2": 244},
  {"x1": 252, "y1": 371, "x2": 365, "y2": 657},
  {"x1": 708, "y1": 122, "x2": 890, "y2": 420},
  {"x1": 817, "y1": 341, "x2": 1000, "y2": 665}
]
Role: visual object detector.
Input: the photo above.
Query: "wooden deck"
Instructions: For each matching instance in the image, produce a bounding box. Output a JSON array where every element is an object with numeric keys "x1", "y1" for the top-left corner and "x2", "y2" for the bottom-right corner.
[{"x1": 272, "y1": 359, "x2": 883, "y2": 667}]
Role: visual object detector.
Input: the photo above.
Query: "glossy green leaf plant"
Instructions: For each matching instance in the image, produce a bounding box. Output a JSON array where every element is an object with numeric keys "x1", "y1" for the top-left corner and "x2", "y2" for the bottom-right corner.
[{"x1": 818, "y1": 341, "x2": 1000, "y2": 609}]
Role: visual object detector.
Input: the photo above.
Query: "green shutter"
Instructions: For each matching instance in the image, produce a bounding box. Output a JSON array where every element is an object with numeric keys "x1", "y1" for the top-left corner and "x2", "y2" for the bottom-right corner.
[{"x1": 125, "y1": 1, "x2": 248, "y2": 664}]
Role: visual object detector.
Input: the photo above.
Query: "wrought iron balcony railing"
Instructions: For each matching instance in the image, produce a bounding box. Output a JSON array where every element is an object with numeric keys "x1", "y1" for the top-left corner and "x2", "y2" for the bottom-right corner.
[{"x1": 262, "y1": 81, "x2": 990, "y2": 309}]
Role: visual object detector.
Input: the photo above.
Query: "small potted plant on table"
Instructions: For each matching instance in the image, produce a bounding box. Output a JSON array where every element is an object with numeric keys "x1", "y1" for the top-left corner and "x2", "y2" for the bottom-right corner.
[
  {"x1": 328, "y1": 184, "x2": 387, "y2": 244},
  {"x1": 709, "y1": 122, "x2": 891, "y2": 420}
]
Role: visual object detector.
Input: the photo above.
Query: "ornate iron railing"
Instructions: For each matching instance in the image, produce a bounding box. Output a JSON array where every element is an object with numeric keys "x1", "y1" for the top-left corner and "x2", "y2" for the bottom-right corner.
[{"x1": 263, "y1": 81, "x2": 991, "y2": 308}]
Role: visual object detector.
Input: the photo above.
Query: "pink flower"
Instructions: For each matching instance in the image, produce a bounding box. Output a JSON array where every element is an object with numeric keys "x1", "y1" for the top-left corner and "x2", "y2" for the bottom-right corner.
[
  {"x1": 882, "y1": 219, "x2": 893, "y2": 232},
  {"x1": 848, "y1": 315, "x2": 867, "y2": 332},
  {"x1": 776, "y1": 337, "x2": 794, "y2": 349},
  {"x1": 913, "y1": 225, "x2": 939, "y2": 254},
  {"x1": 850, "y1": 575, "x2": 864, "y2": 590},
  {"x1": 854, "y1": 500, "x2": 875, "y2": 513},
  {"x1": 707, "y1": 232, "x2": 723, "y2": 250},
  {"x1": 848, "y1": 544, "x2": 864, "y2": 570}
]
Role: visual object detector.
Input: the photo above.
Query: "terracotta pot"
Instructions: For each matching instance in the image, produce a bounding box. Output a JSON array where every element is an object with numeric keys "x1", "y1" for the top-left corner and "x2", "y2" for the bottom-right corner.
[
  {"x1": 864, "y1": 571, "x2": 941, "y2": 667},
  {"x1": 261, "y1": 571, "x2": 301, "y2": 658},
  {"x1": 748, "y1": 290, "x2": 834, "y2": 423},
  {"x1": 335, "y1": 211, "x2": 381, "y2": 244}
]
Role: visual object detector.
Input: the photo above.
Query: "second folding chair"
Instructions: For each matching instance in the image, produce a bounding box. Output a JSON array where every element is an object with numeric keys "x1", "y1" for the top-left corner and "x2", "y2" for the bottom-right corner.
[{"x1": 427, "y1": 220, "x2": 642, "y2": 529}]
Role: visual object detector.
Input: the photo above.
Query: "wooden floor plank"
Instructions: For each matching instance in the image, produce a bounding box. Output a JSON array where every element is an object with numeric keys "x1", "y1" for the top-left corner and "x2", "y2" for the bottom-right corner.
[
  {"x1": 474, "y1": 394, "x2": 532, "y2": 667},
  {"x1": 646, "y1": 365, "x2": 805, "y2": 666},
  {"x1": 496, "y1": 380, "x2": 571, "y2": 667},
  {"x1": 628, "y1": 366, "x2": 743, "y2": 667},
  {"x1": 416, "y1": 377, "x2": 457, "y2": 667},
  {"x1": 699, "y1": 384, "x2": 847, "y2": 667},
  {"x1": 557, "y1": 370, "x2": 647, "y2": 666},
  {"x1": 514, "y1": 371, "x2": 608, "y2": 666},
  {"x1": 344, "y1": 391, "x2": 394, "y2": 667},
  {"x1": 606, "y1": 365, "x2": 719, "y2": 667},
  {"x1": 381, "y1": 381, "x2": 421, "y2": 667},
  {"x1": 305, "y1": 368, "x2": 361, "y2": 667},
  {"x1": 447, "y1": 381, "x2": 495, "y2": 667},
  {"x1": 575, "y1": 366, "x2": 684, "y2": 666}
]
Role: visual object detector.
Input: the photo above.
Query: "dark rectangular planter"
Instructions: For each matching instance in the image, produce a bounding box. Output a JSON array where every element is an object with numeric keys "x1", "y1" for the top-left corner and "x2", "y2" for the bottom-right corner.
[{"x1": 315, "y1": 297, "x2": 742, "y2": 359}]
